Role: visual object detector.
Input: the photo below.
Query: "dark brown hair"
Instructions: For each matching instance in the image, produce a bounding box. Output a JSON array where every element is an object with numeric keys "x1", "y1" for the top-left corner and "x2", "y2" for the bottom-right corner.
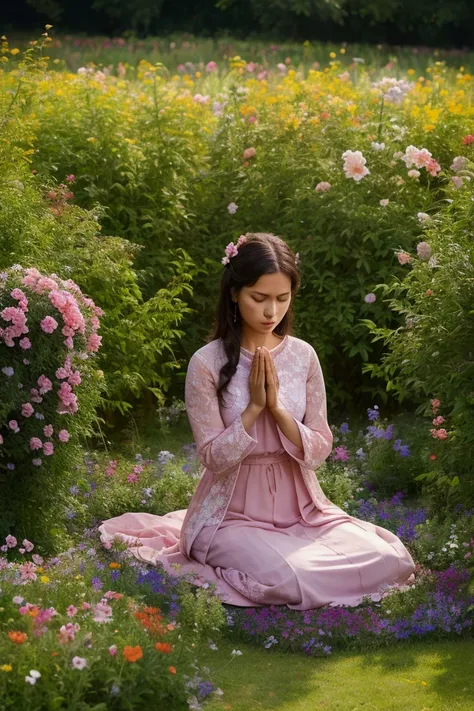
[{"x1": 207, "y1": 232, "x2": 300, "y2": 407}]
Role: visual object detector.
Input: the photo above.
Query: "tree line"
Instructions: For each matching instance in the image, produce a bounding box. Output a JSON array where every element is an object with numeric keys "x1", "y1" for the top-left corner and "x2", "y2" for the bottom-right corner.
[{"x1": 3, "y1": 0, "x2": 474, "y2": 48}]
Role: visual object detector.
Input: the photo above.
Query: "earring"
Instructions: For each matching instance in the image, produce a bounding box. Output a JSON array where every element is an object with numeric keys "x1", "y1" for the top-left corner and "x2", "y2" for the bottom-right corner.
[{"x1": 233, "y1": 302, "x2": 237, "y2": 323}]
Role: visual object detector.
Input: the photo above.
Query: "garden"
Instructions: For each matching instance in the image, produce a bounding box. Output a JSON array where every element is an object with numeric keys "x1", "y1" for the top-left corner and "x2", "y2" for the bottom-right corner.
[{"x1": 1, "y1": 26, "x2": 474, "y2": 710}]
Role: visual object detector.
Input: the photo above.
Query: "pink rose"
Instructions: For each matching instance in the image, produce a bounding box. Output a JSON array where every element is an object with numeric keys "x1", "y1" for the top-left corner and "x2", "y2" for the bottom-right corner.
[
  {"x1": 21, "y1": 403, "x2": 34, "y2": 418},
  {"x1": 30, "y1": 437, "x2": 43, "y2": 451},
  {"x1": 58, "y1": 429, "x2": 70, "y2": 442},
  {"x1": 43, "y1": 442, "x2": 54, "y2": 456},
  {"x1": 40, "y1": 316, "x2": 59, "y2": 334}
]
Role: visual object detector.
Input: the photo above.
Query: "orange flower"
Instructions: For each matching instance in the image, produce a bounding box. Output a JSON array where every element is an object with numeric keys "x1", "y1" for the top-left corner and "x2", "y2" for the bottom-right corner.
[
  {"x1": 109, "y1": 562, "x2": 121, "y2": 569},
  {"x1": 123, "y1": 645, "x2": 143, "y2": 663},
  {"x1": 143, "y1": 606, "x2": 160, "y2": 615},
  {"x1": 8, "y1": 631, "x2": 27, "y2": 644},
  {"x1": 156, "y1": 642, "x2": 173, "y2": 653},
  {"x1": 168, "y1": 666, "x2": 177, "y2": 674},
  {"x1": 51, "y1": 651, "x2": 59, "y2": 657}
]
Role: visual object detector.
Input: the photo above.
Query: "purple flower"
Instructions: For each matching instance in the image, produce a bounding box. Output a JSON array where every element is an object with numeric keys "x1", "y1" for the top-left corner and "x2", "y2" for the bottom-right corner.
[
  {"x1": 91, "y1": 577, "x2": 103, "y2": 591},
  {"x1": 367, "y1": 405, "x2": 380, "y2": 421}
]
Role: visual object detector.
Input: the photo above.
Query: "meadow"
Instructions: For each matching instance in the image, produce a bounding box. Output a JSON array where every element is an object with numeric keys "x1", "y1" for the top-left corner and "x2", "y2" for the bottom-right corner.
[{"x1": 0, "y1": 29, "x2": 473, "y2": 709}]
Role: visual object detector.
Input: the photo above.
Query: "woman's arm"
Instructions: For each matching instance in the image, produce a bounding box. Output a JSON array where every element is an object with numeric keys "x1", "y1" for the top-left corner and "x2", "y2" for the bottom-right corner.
[
  {"x1": 273, "y1": 346, "x2": 333, "y2": 470},
  {"x1": 185, "y1": 353, "x2": 260, "y2": 476}
]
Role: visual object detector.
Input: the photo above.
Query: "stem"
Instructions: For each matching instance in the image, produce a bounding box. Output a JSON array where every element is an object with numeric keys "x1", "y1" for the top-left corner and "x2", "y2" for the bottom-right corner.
[{"x1": 377, "y1": 96, "x2": 385, "y2": 142}]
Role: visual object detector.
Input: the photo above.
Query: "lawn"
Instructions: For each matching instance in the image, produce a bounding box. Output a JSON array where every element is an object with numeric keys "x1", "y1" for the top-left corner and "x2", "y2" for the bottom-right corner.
[{"x1": 199, "y1": 637, "x2": 474, "y2": 711}]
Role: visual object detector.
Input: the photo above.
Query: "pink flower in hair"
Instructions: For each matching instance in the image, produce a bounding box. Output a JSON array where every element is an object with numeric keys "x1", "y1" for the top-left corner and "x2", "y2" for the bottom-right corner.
[{"x1": 221, "y1": 242, "x2": 239, "y2": 265}]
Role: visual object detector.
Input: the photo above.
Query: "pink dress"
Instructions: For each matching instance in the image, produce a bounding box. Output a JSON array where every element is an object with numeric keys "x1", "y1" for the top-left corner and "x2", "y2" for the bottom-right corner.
[{"x1": 99, "y1": 336, "x2": 416, "y2": 610}]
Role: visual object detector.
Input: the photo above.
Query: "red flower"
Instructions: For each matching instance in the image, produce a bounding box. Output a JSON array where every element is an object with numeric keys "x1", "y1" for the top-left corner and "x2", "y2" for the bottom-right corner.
[{"x1": 462, "y1": 134, "x2": 474, "y2": 145}]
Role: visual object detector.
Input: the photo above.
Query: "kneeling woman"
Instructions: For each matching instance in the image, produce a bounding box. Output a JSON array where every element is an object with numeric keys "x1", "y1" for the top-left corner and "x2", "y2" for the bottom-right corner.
[{"x1": 99, "y1": 232, "x2": 416, "y2": 610}]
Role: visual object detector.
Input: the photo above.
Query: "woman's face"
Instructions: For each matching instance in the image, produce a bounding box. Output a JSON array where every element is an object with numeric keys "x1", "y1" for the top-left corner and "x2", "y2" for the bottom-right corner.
[{"x1": 233, "y1": 272, "x2": 292, "y2": 336}]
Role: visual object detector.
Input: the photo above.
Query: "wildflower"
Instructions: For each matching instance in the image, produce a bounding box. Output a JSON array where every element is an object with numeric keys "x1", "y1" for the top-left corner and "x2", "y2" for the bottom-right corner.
[
  {"x1": 5, "y1": 535, "x2": 17, "y2": 548},
  {"x1": 450, "y1": 156, "x2": 468, "y2": 172},
  {"x1": 206, "y1": 61, "x2": 217, "y2": 73},
  {"x1": 8, "y1": 631, "x2": 28, "y2": 644},
  {"x1": 72, "y1": 656, "x2": 88, "y2": 670},
  {"x1": 452, "y1": 176, "x2": 464, "y2": 189},
  {"x1": 397, "y1": 251, "x2": 412, "y2": 265},
  {"x1": 371, "y1": 142, "x2": 385, "y2": 150},
  {"x1": 25, "y1": 670, "x2": 41, "y2": 685},
  {"x1": 416, "y1": 241, "x2": 432, "y2": 261},
  {"x1": 417, "y1": 212, "x2": 431, "y2": 223},
  {"x1": 379, "y1": 199, "x2": 389, "y2": 206},
  {"x1": 243, "y1": 147, "x2": 256, "y2": 160},
  {"x1": 315, "y1": 181, "x2": 331, "y2": 192},
  {"x1": 8, "y1": 420, "x2": 19, "y2": 433},
  {"x1": 156, "y1": 642, "x2": 173, "y2": 653},
  {"x1": 462, "y1": 134, "x2": 474, "y2": 145},
  {"x1": 227, "y1": 202, "x2": 238, "y2": 214},
  {"x1": 12, "y1": 596, "x2": 24, "y2": 605},
  {"x1": 123, "y1": 645, "x2": 143, "y2": 662},
  {"x1": 58, "y1": 429, "x2": 70, "y2": 442},
  {"x1": 109, "y1": 645, "x2": 117, "y2": 656},
  {"x1": 169, "y1": 666, "x2": 177, "y2": 674},
  {"x1": 364, "y1": 293, "x2": 376, "y2": 303},
  {"x1": 0, "y1": 664, "x2": 12, "y2": 672},
  {"x1": 93, "y1": 601, "x2": 113, "y2": 623},
  {"x1": 342, "y1": 150, "x2": 370, "y2": 181},
  {"x1": 430, "y1": 428, "x2": 448, "y2": 440},
  {"x1": 57, "y1": 622, "x2": 80, "y2": 644},
  {"x1": 67, "y1": 605, "x2": 78, "y2": 617},
  {"x1": 18, "y1": 561, "x2": 37, "y2": 582},
  {"x1": 408, "y1": 169, "x2": 421, "y2": 178}
]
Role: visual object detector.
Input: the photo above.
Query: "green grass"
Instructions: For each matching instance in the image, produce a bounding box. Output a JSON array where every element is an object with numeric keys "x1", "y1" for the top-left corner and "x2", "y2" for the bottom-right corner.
[{"x1": 199, "y1": 637, "x2": 474, "y2": 711}]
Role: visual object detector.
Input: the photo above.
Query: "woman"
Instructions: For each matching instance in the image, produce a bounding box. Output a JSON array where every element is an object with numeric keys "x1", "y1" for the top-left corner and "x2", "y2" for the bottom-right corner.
[{"x1": 99, "y1": 232, "x2": 416, "y2": 610}]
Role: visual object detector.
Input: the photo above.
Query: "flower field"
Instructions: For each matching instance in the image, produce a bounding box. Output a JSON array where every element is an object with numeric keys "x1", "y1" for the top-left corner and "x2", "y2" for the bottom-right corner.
[{"x1": 1, "y1": 28, "x2": 474, "y2": 709}]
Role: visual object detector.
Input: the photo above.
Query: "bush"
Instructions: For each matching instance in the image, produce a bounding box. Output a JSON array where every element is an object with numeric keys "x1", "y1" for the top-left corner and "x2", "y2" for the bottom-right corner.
[
  {"x1": 0, "y1": 267, "x2": 105, "y2": 551},
  {"x1": 362, "y1": 170, "x2": 474, "y2": 501}
]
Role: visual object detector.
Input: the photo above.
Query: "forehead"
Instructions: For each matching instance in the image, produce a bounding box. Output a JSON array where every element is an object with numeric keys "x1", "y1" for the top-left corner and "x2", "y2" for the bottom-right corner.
[{"x1": 244, "y1": 271, "x2": 291, "y2": 294}]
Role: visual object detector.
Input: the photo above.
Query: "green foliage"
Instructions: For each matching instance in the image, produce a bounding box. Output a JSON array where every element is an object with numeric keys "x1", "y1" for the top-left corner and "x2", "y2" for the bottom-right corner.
[
  {"x1": 362, "y1": 177, "x2": 474, "y2": 500},
  {"x1": 0, "y1": 34, "x2": 198, "y2": 417}
]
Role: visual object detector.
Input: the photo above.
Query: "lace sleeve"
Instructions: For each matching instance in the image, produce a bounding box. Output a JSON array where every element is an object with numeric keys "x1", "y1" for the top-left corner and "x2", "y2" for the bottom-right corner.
[
  {"x1": 277, "y1": 346, "x2": 333, "y2": 470},
  {"x1": 185, "y1": 353, "x2": 258, "y2": 476}
]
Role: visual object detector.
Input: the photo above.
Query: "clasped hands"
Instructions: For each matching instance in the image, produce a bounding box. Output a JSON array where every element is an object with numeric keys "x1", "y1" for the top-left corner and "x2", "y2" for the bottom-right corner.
[{"x1": 249, "y1": 346, "x2": 281, "y2": 412}]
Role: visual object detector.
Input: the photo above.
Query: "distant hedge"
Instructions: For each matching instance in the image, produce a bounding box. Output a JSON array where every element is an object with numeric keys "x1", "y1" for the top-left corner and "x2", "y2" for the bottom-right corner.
[{"x1": 4, "y1": 0, "x2": 474, "y2": 48}]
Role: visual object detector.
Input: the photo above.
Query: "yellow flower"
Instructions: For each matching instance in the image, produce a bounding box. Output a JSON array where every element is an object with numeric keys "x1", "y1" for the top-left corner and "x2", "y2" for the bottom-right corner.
[
  {"x1": 40, "y1": 575, "x2": 50, "y2": 584},
  {"x1": 407, "y1": 69, "x2": 416, "y2": 76},
  {"x1": 340, "y1": 48, "x2": 346, "y2": 54},
  {"x1": 329, "y1": 52, "x2": 336, "y2": 59},
  {"x1": 10, "y1": 48, "x2": 20, "y2": 55},
  {"x1": 0, "y1": 664, "x2": 12, "y2": 672},
  {"x1": 195, "y1": 71, "x2": 201, "y2": 78},
  {"x1": 75, "y1": 574, "x2": 83, "y2": 580},
  {"x1": 36, "y1": 566, "x2": 44, "y2": 573}
]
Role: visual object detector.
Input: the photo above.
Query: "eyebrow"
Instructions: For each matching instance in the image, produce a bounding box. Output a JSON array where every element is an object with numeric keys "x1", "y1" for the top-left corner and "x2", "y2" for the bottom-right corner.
[{"x1": 251, "y1": 291, "x2": 290, "y2": 296}]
